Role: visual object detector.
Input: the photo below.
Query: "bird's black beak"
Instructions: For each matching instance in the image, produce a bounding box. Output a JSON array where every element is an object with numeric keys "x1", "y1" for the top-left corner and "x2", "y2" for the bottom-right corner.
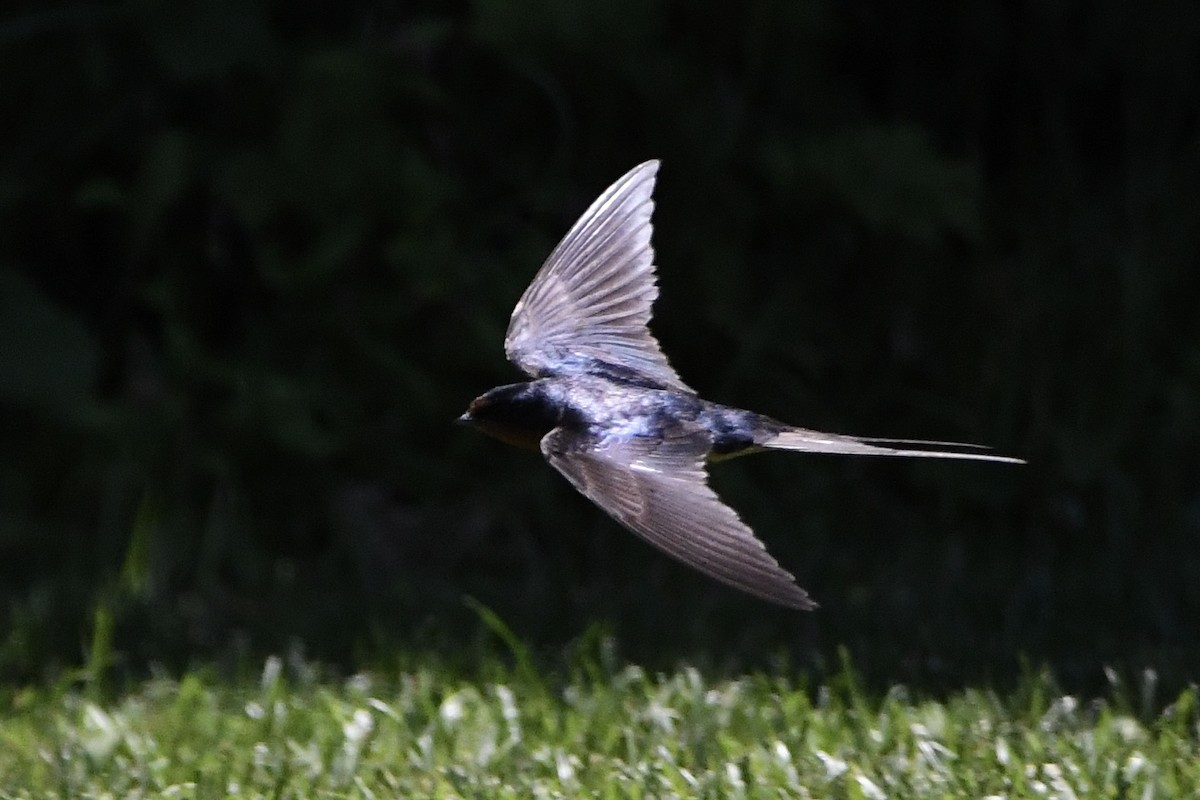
[{"x1": 455, "y1": 412, "x2": 473, "y2": 425}]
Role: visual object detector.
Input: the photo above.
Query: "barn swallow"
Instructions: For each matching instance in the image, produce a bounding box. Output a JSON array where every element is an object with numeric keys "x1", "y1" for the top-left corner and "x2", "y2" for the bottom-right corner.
[{"x1": 459, "y1": 160, "x2": 1023, "y2": 609}]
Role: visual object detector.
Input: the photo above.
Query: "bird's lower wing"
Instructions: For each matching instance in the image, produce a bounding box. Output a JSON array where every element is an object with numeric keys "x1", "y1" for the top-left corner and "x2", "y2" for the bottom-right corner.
[{"x1": 540, "y1": 426, "x2": 815, "y2": 610}]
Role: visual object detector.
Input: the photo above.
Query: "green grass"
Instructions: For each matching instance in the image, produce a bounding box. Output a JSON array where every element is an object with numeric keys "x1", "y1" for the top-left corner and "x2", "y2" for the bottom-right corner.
[{"x1": 3, "y1": 648, "x2": 1197, "y2": 798}]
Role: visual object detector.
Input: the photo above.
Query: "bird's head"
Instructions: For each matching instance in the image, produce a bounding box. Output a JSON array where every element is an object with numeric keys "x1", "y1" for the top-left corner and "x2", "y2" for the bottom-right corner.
[
  {"x1": 456, "y1": 385, "x2": 508, "y2": 426},
  {"x1": 457, "y1": 382, "x2": 557, "y2": 450}
]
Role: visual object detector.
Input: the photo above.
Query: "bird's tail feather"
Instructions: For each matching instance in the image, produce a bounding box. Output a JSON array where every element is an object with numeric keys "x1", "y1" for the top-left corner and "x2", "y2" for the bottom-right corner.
[{"x1": 766, "y1": 428, "x2": 1025, "y2": 464}]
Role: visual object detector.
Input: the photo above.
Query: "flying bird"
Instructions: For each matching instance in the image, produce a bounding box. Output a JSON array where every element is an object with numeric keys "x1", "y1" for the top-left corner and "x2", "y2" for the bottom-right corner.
[{"x1": 459, "y1": 161, "x2": 1023, "y2": 609}]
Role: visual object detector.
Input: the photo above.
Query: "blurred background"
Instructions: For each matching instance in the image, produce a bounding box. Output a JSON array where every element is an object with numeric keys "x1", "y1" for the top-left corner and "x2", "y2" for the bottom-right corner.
[{"x1": 2, "y1": 0, "x2": 1197, "y2": 691}]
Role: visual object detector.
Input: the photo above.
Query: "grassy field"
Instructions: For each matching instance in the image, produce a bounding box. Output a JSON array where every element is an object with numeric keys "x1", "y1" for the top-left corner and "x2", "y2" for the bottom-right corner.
[{"x1": 4, "y1": 640, "x2": 1197, "y2": 799}]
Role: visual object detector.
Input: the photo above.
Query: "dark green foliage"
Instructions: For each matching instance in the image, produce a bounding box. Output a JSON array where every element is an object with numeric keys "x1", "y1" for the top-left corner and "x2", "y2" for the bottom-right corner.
[{"x1": 1, "y1": 1, "x2": 1197, "y2": 689}]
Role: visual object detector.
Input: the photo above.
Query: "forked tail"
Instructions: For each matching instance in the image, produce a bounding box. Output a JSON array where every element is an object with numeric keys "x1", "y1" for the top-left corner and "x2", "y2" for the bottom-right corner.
[{"x1": 765, "y1": 428, "x2": 1025, "y2": 464}]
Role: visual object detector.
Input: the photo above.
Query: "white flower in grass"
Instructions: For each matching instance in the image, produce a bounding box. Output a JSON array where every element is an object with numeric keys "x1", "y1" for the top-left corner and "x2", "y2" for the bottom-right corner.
[
  {"x1": 855, "y1": 772, "x2": 886, "y2": 800},
  {"x1": 367, "y1": 697, "x2": 398, "y2": 720},
  {"x1": 1123, "y1": 752, "x2": 1147, "y2": 782},
  {"x1": 556, "y1": 750, "x2": 578, "y2": 782},
  {"x1": 1041, "y1": 762, "x2": 1079, "y2": 800},
  {"x1": 814, "y1": 749, "x2": 848, "y2": 779},
  {"x1": 440, "y1": 692, "x2": 467, "y2": 725},
  {"x1": 994, "y1": 736, "x2": 1011, "y2": 766},
  {"x1": 346, "y1": 673, "x2": 371, "y2": 694},
  {"x1": 495, "y1": 684, "x2": 519, "y2": 721},
  {"x1": 1113, "y1": 716, "x2": 1145, "y2": 743},
  {"x1": 644, "y1": 699, "x2": 678, "y2": 733},
  {"x1": 81, "y1": 703, "x2": 120, "y2": 760},
  {"x1": 494, "y1": 684, "x2": 522, "y2": 745},
  {"x1": 260, "y1": 655, "x2": 282, "y2": 690},
  {"x1": 725, "y1": 761, "x2": 745, "y2": 791},
  {"x1": 344, "y1": 708, "x2": 373, "y2": 744}
]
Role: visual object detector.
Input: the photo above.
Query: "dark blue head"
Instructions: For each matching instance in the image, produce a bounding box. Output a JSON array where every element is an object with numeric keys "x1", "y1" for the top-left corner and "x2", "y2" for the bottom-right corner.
[{"x1": 458, "y1": 381, "x2": 561, "y2": 450}]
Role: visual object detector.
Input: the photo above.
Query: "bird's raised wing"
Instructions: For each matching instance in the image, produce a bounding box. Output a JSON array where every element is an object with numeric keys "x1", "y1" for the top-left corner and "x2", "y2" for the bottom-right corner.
[
  {"x1": 505, "y1": 161, "x2": 692, "y2": 392},
  {"x1": 540, "y1": 425, "x2": 814, "y2": 610}
]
